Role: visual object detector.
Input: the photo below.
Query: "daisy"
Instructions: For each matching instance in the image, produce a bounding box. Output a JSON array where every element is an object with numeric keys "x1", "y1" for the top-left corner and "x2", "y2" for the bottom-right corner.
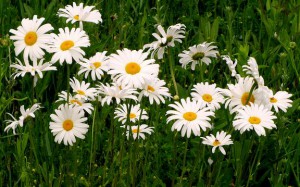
[
  {"x1": 97, "y1": 83, "x2": 138, "y2": 106},
  {"x1": 166, "y1": 97, "x2": 214, "y2": 138},
  {"x1": 78, "y1": 51, "x2": 109, "y2": 80},
  {"x1": 49, "y1": 27, "x2": 90, "y2": 65},
  {"x1": 114, "y1": 104, "x2": 148, "y2": 124},
  {"x1": 268, "y1": 90, "x2": 292, "y2": 113},
  {"x1": 143, "y1": 23, "x2": 186, "y2": 59},
  {"x1": 58, "y1": 2, "x2": 102, "y2": 30},
  {"x1": 233, "y1": 104, "x2": 277, "y2": 136},
  {"x1": 242, "y1": 57, "x2": 264, "y2": 86},
  {"x1": 179, "y1": 42, "x2": 219, "y2": 70},
  {"x1": 57, "y1": 91, "x2": 94, "y2": 114},
  {"x1": 191, "y1": 82, "x2": 224, "y2": 111},
  {"x1": 108, "y1": 48, "x2": 159, "y2": 89},
  {"x1": 124, "y1": 124, "x2": 154, "y2": 140},
  {"x1": 70, "y1": 77, "x2": 97, "y2": 100},
  {"x1": 221, "y1": 55, "x2": 240, "y2": 80},
  {"x1": 201, "y1": 131, "x2": 233, "y2": 155},
  {"x1": 49, "y1": 104, "x2": 89, "y2": 146},
  {"x1": 9, "y1": 15, "x2": 53, "y2": 61},
  {"x1": 138, "y1": 78, "x2": 172, "y2": 104}
]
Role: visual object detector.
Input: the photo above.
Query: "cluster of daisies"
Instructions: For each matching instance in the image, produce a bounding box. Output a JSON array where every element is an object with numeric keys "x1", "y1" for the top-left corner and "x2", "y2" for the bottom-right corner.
[{"x1": 6, "y1": 2, "x2": 293, "y2": 155}]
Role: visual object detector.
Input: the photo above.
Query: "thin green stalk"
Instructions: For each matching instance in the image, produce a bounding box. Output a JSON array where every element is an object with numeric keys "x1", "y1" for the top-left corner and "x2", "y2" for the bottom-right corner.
[
  {"x1": 89, "y1": 104, "x2": 98, "y2": 182},
  {"x1": 180, "y1": 138, "x2": 189, "y2": 184},
  {"x1": 66, "y1": 64, "x2": 70, "y2": 103},
  {"x1": 168, "y1": 48, "x2": 179, "y2": 97}
]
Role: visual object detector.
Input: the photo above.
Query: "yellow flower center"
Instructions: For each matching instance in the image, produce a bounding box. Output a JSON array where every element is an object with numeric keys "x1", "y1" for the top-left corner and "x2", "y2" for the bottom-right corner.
[
  {"x1": 132, "y1": 128, "x2": 140, "y2": 134},
  {"x1": 213, "y1": 139, "x2": 221, "y2": 146},
  {"x1": 202, "y1": 94, "x2": 213, "y2": 102},
  {"x1": 60, "y1": 40, "x2": 74, "y2": 51},
  {"x1": 74, "y1": 15, "x2": 80, "y2": 20},
  {"x1": 77, "y1": 90, "x2": 85, "y2": 95},
  {"x1": 147, "y1": 85, "x2": 155, "y2": 92},
  {"x1": 192, "y1": 52, "x2": 205, "y2": 60},
  {"x1": 63, "y1": 119, "x2": 74, "y2": 131},
  {"x1": 125, "y1": 62, "x2": 141, "y2": 75},
  {"x1": 92, "y1": 62, "x2": 101, "y2": 68},
  {"x1": 270, "y1": 97, "x2": 277, "y2": 103},
  {"x1": 129, "y1": 113, "x2": 136, "y2": 119},
  {"x1": 248, "y1": 116, "x2": 261, "y2": 125},
  {"x1": 241, "y1": 92, "x2": 255, "y2": 106},
  {"x1": 24, "y1": 31, "x2": 38, "y2": 46},
  {"x1": 183, "y1": 112, "x2": 197, "y2": 121},
  {"x1": 70, "y1": 99, "x2": 82, "y2": 106}
]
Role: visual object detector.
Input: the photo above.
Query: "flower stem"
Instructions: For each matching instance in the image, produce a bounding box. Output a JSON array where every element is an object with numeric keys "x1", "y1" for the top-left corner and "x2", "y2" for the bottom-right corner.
[
  {"x1": 89, "y1": 104, "x2": 98, "y2": 182},
  {"x1": 180, "y1": 137, "x2": 189, "y2": 184},
  {"x1": 168, "y1": 48, "x2": 179, "y2": 97}
]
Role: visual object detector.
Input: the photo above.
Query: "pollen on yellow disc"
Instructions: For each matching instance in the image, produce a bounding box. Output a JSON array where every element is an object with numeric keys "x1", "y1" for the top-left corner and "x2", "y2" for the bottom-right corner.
[
  {"x1": 241, "y1": 92, "x2": 255, "y2": 105},
  {"x1": 202, "y1": 94, "x2": 213, "y2": 102},
  {"x1": 24, "y1": 31, "x2": 38, "y2": 46},
  {"x1": 93, "y1": 62, "x2": 102, "y2": 68},
  {"x1": 132, "y1": 128, "x2": 140, "y2": 133},
  {"x1": 74, "y1": 15, "x2": 80, "y2": 20},
  {"x1": 70, "y1": 99, "x2": 83, "y2": 106},
  {"x1": 77, "y1": 90, "x2": 85, "y2": 95},
  {"x1": 63, "y1": 119, "x2": 74, "y2": 131},
  {"x1": 183, "y1": 112, "x2": 197, "y2": 121},
  {"x1": 147, "y1": 85, "x2": 155, "y2": 92},
  {"x1": 60, "y1": 40, "x2": 74, "y2": 51},
  {"x1": 125, "y1": 62, "x2": 141, "y2": 75},
  {"x1": 213, "y1": 139, "x2": 221, "y2": 146},
  {"x1": 129, "y1": 113, "x2": 136, "y2": 119},
  {"x1": 270, "y1": 97, "x2": 277, "y2": 103},
  {"x1": 248, "y1": 116, "x2": 261, "y2": 125}
]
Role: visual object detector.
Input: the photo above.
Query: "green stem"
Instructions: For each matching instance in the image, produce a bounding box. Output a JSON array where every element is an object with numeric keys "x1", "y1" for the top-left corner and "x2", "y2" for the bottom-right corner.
[
  {"x1": 180, "y1": 138, "x2": 189, "y2": 184},
  {"x1": 89, "y1": 104, "x2": 98, "y2": 182},
  {"x1": 66, "y1": 64, "x2": 70, "y2": 103},
  {"x1": 168, "y1": 48, "x2": 179, "y2": 97}
]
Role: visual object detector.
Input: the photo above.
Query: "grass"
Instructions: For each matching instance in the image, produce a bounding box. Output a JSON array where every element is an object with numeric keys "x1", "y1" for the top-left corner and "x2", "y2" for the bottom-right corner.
[{"x1": 0, "y1": 0, "x2": 300, "y2": 186}]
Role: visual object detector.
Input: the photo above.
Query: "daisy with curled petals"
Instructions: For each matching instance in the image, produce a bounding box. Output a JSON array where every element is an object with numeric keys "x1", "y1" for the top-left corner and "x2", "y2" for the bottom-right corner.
[
  {"x1": 124, "y1": 124, "x2": 154, "y2": 140},
  {"x1": 57, "y1": 91, "x2": 94, "y2": 114},
  {"x1": 242, "y1": 57, "x2": 264, "y2": 86},
  {"x1": 166, "y1": 97, "x2": 214, "y2": 138},
  {"x1": 49, "y1": 27, "x2": 90, "y2": 65},
  {"x1": 70, "y1": 77, "x2": 97, "y2": 100},
  {"x1": 97, "y1": 83, "x2": 138, "y2": 106},
  {"x1": 143, "y1": 23, "x2": 186, "y2": 59},
  {"x1": 49, "y1": 104, "x2": 88, "y2": 146},
  {"x1": 221, "y1": 55, "x2": 240, "y2": 80},
  {"x1": 78, "y1": 52, "x2": 109, "y2": 81},
  {"x1": 108, "y1": 48, "x2": 159, "y2": 89},
  {"x1": 191, "y1": 82, "x2": 224, "y2": 111},
  {"x1": 268, "y1": 90, "x2": 292, "y2": 113},
  {"x1": 179, "y1": 42, "x2": 219, "y2": 70},
  {"x1": 138, "y1": 78, "x2": 172, "y2": 104},
  {"x1": 58, "y1": 2, "x2": 102, "y2": 30},
  {"x1": 233, "y1": 104, "x2": 277, "y2": 136},
  {"x1": 9, "y1": 15, "x2": 54, "y2": 61},
  {"x1": 114, "y1": 104, "x2": 148, "y2": 124},
  {"x1": 201, "y1": 131, "x2": 233, "y2": 155}
]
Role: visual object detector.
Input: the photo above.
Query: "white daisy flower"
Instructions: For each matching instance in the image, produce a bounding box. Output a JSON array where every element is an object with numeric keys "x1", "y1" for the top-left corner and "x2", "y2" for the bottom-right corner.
[
  {"x1": 114, "y1": 104, "x2": 148, "y2": 124},
  {"x1": 49, "y1": 27, "x2": 90, "y2": 65},
  {"x1": 9, "y1": 15, "x2": 54, "y2": 61},
  {"x1": 201, "y1": 131, "x2": 233, "y2": 155},
  {"x1": 69, "y1": 77, "x2": 97, "y2": 100},
  {"x1": 242, "y1": 57, "x2": 264, "y2": 86},
  {"x1": 179, "y1": 42, "x2": 219, "y2": 70},
  {"x1": 78, "y1": 51, "x2": 109, "y2": 81},
  {"x1": 268, "y1": 90, "x2": 292, "y2": 113},
  {"x1": 97, "y1": 83, "x2": 138, "y2": 106},
  {"x1": 58, "y1": 2, "x2": 102, "y2": 30},
  {"x1": 166, "y1": 97, "x2": 214, "y2": 138},
  {"x1": 57, "y1": 91, "x2": 94, "y2": 114},
  {"x1": 108, "y1": 48, "x2": 159, "y2": 89},
  {"x1": 138, "y1": 78, "x2": 172, "y2": 104},
  {"x1": 221, "y1": 55, "x2": 240, "y2": 80},
  {"x1": 124, "y1": 124, "x2": 154, "y2": 140},
  {"x1": 143, "y1": 23, "x2": 186, "y2": 59},
  {"x1": 233, "y1": 104, "x2": 277, "y2": 136},
  {"x1": 191, "y1": 82, "x2": 224, "y2": 111},
  {"x1": 49, "y1": 104, "x2": 89, "y2": 146}
]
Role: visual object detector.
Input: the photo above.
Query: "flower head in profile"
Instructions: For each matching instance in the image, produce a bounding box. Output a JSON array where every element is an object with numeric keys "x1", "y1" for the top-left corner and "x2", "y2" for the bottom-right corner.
[
  {"x1": 143, "y1": 23, "x2": 186, "y2": 59},
  {"x1": 49, "y1": 104, "x2": 89, "y2": 146},
  {"x1": 201, "y1": 131, "x2": 233, "y2": 155},
  {"x1": 233, "y1": 104, "x2": 277, "y2": 136},
  {"x1": 114, "y1": 104, "x2": 148, "y2": 124},
  {"x1": 222, "y1": 55, "x2": 240, "y2": 80},
  {"x1": 123, "y1": 124, "x2": 154, "y2": 140},
  {"x1": 242, "y1": 57, "x2": 264, "y2": 86},
  {"x1": 166, "y1": 97, "x2": 214, "y2": 138},
  {"x1": 70, "y1": 77, "x2": 97, "y2": 100},
  {"x1": 108, "y1": 48, "x2": 159, "y2": 89},
  {"x1": 268, "y1": 90, "x2": 292, "y2": 113},
  {"x1": 179, "y1": 42, "x2": 219, "y2": 70},
  {"x1": 49, "y1": 27, "x2": 90, "y2": 65},
  {"x1": 191, "y1": 82, "x2": 224, "y2": 111},
  {"x1": 58, "y1": 2, "x2": 102, "y2": 30},
  {"x1": 138, "y1": 78, "x2": 172, "y2": 104},
  {"x1": 78, "y1": 51, "x2": 109, "y2": 81},
  {"x1": 9, "y1": 15, "x2": 54, "y2": 61}
]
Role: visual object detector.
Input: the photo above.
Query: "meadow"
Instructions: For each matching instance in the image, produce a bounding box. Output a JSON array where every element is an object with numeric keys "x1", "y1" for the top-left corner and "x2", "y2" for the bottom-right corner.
[{"x1": 0, "y1": 0, "x2": 299, "y2": 186}]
